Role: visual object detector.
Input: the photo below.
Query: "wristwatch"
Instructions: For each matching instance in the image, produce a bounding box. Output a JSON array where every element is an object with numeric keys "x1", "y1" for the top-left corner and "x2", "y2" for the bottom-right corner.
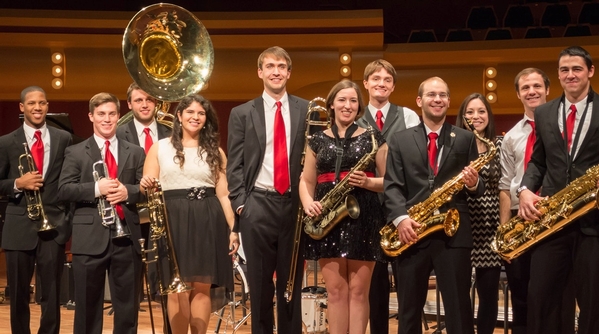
[{"x1": 516, "y1": 185, "x2": 528, "y2": 198}]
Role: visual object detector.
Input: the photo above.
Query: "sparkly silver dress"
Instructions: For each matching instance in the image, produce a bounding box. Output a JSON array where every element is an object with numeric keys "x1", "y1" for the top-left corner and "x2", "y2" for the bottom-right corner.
[{"x1": 304, "y1": 130, "x2": 386, "y2": 261}]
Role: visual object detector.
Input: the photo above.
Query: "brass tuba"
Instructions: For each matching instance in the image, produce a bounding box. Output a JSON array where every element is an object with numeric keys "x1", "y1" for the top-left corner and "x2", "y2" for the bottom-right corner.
[
  {"x1": 284, "y1": 97, "x2": 331, "y2": 302},
  {"x1": 379, "y1": 119, "x2": 497, "y2": 257},
  {"x1": 18, "y1": 143, "x2": 55, "y2": 232},
  {"x1": 120, "y1": 2, "x2": 214, "y2": 127},
  {"x1": 492, "y1": 164, "x2": 599, "y2": 261}
]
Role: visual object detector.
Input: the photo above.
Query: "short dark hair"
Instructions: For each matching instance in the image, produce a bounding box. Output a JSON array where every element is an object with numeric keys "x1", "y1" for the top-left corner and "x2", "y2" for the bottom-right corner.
[
  {"x1": 514, "y1": 68, "x2": 550, "y2": 92},
  {"x1": 20, "y1": 86, "x2": 46, "y2": 103},
  {"x1": 559, "y1": 46, "x2": 593, "y2": 69}
]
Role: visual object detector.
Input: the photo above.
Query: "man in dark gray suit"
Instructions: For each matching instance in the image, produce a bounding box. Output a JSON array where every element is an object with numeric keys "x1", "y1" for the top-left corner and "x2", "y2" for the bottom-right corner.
[
  {"x1": 116, "y1": 82, "x2": 171, "y2": 301},
  {"x1": 357, "y1": 59, "x2": 420, "y2": 334},
  {"x1": 59, "y1": 92, "x2": 145, "y2": 334},
  {"x1": 384, "y1": 77, "x2": 483, "y2": 334},
  {"x1": 226, "y1": 46, "x2": 308, "y2": 334},
  {"x1": 0, "y1": 86, "x2": 72, "y2": 334},
  {"x1": 518, "y1": 45, "x2": 598, "y2": 334},
  {"x1": 116, "y1": 82, "x2": 171, "y2": 153}
]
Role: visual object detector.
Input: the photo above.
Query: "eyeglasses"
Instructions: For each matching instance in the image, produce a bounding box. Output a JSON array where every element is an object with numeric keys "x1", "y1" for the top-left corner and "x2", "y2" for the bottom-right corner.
[{"x1": 423, "y1": 92, "x2": 449, "y2": 99}]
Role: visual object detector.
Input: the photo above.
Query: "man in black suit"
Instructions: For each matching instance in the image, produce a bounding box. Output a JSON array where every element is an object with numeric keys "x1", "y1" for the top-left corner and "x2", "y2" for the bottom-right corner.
[
  {"x1": 357, "y1": 59, "x2": 420, "y2": 333},
  {"x1": 116, "y1": 82, "x2": 171, "y2": 153},
  {"x1": 518, "y1": 45, "x2": 598, "y2": 334},
  {"x1": 0, "y1": 86, "x2": 72, "y2": 334},
  {"x1": 116, "y1": 82, "x2": 171, "y2": 301},
  {"x1": 226, "y1": 46, "x2": 308, "y2": 334},
  {"x1": 58, "y1": 92, "x2": 145, "y2": 334},
  {"x1": 384, "y1": 77, "x2": 483, "y2": 334}
]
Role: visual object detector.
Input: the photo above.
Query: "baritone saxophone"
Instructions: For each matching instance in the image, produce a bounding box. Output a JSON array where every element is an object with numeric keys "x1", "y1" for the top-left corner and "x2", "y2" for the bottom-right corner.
[{"x1": 492, "y1": 164, "x2": 599, "y2": 261}]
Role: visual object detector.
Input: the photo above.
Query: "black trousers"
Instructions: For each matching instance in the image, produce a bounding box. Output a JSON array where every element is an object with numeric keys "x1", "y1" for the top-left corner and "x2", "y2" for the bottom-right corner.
[
  {"x1": 238, "y1": 190, "x2": 304, "y2": 334},
  {"x1": 5, "y1": 235, "x2": 65, "y2": 334}
]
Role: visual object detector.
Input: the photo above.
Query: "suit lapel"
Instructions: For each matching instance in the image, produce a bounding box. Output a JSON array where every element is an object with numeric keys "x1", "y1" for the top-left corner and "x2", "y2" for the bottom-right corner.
[
  {"x1": 361, "y1": 108, "x2": 377, "y2": 130},
  {"x1": 382, "y1": 104, "x2": 399, "y2": 137},
  {"x1": 127, "y1": 121, "x2": 140, "y2": 146},
  {"x1": 289, "y1": 95, "x2": 301, "y2": 156},
  {"x1": 412, "y1": 126, "x2": 428, "y2": 168},
  {"x1": 251, "y1": 97, "x2": 267, "y2": 155},
  {"x1": 12, "y1": 128, "x2": 27, "y2": 153},
  {"x1": 437, "y1": 123, "x2": 456, "y2": 173},
  {"x1": 86, "y1": 137, "x2": 103, "y2": 166},
  {"x1": 157, "y1": 123, "x2": 170, "y2": 140},
  {"x1": 573, "y1": 92, "x2": 599, "y2": 160},
  {"x1": 117, "y1": 140, "x2": 131, "y2": 177},
  {"x1": 46, "y1": 127, "x2": 60, "y2": 177},
  {"x1": 547, "y1": 99, "x2": 567, "y2": 155}
]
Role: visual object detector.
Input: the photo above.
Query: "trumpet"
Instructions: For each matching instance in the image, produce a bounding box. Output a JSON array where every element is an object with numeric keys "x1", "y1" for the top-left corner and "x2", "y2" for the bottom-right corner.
[
  {"x1": 18, "y1": 143, "x2": 55, "y2": 232},
  {"x1": 92, "y1": 161, "x2": 131, "y2": 239}
]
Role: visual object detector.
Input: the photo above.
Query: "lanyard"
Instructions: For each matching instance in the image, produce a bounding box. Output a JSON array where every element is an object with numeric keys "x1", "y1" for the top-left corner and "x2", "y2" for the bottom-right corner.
[{"x1": 331, "y1": 123, "x2": 358, "y2": 183}]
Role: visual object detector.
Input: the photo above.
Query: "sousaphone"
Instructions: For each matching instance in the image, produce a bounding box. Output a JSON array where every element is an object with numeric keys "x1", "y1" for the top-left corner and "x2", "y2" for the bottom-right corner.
[{"x1": 120, "y1": 3, "x2": 214, "y2": 126}]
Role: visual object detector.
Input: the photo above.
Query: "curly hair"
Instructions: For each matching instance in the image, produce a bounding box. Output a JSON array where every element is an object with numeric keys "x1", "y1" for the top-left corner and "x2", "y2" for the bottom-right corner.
[{"x1": 170, "y1": 94, "x2": 223, "y2": 182}]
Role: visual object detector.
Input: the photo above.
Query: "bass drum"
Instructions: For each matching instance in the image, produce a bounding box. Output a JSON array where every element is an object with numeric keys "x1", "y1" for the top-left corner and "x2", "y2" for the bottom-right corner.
[{"x1": 301, "y1": 286, "x2": 328, "y2": 334}]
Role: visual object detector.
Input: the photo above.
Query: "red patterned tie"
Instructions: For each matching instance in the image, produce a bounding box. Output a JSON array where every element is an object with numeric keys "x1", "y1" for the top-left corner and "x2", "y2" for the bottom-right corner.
[
  {"x1": 427, "y1": 132, "x2": 439, "y2": 175},
  {"x1": 566, "y1": 104, "x2": 577, "y2": 153},
  {"x1": 524, "y1": 120, "x2": 535, "y2": 171},
  {"x1": 273, "y1": 101, "x2": 289, "y2": 194},
  {"x1": 31, "y1": 130, "x2": 44, "y2": 176},
  {"x1": 143, "y1": 127, "x2": 153, "y2": 155},
  {"x1": 376, "y1": 110, "x2": 384, "y2": 131},
  {"x1": 104, "y1": 140, "x2": 125, "y2": 219}
]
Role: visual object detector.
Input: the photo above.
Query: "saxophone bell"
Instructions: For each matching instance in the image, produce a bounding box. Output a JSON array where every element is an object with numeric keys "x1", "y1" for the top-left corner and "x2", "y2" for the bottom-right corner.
[{"x1": 18, "y1": 143, "x2": 55, "y2": 232}]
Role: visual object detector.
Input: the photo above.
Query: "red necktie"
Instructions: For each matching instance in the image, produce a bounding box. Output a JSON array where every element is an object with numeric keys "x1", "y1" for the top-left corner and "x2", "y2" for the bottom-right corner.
[
  {"x1": 104, "y1": 140, "x2": 125, "y2": 220},
  {"x1": 427, "y1": 132, "x2": 439, "y2": 175},
  {"x1": 566, "y1": 104, "x2": 577, "y2": 153},
  {"x1": 273, "y1": 101, "x2": 289, "y2": 194},
  {"x1": 31, "y1": 130, "x2": 44, "y2": 176},
  {"x1": 524, "y1": 120, "x2": 535, "y2": 171},
  {"x1": 143, "y1": 127, "x2": 153, "y2": 155},
  {"x1": 376, "y1": 110, "x2": 384, "y2": 131}
]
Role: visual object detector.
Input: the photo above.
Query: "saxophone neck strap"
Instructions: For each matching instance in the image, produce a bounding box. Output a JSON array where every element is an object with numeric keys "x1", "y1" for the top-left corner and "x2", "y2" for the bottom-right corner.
[{"x1": 331, "y1": 123, "x2": 359, "y2": 183}]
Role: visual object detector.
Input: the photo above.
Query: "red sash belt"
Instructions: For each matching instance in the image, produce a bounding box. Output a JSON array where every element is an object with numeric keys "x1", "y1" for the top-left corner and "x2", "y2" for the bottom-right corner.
[{"x1": 317, "y1": 171, "x2": 375, "y2": 184}]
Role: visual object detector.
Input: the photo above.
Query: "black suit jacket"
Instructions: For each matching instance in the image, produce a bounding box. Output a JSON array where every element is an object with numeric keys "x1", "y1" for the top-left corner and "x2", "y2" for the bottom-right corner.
[
  {"x1": 0, "y1": 126, "x2": 72, "y2": 250},
  {"x1": 384, "y1": 122, "x2": 484, "y2": 248},
  {"x1": 58, "y1": 136, "x2": 145, "y2": 255},
  {"x1": 226, "y1": 95, "x2": 309, "y2": 213},
  {"x1": 521, "y1": 91, "x2": 599, "y2": 236},
  {"x1": 116, "y1": 120, "x2": 171, "y2": 146}
]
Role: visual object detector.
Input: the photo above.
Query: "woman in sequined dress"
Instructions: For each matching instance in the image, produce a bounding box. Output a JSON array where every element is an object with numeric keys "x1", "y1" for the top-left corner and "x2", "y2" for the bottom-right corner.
[
  {"x1": 299, "y1": 80, "x2": 388, "y2": 334},
  {"x1": 140, "y1": 95, "x2": 239, "y2": 334},
  {"x1": 456, "y1": 93, "x2": 502, "y2": 334}
]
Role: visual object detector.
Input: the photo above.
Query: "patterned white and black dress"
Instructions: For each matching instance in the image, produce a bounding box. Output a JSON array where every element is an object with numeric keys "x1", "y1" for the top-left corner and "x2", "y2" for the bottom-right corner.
[{"x1": 469, "y1": 137, "x2": 503, "y2": 268}]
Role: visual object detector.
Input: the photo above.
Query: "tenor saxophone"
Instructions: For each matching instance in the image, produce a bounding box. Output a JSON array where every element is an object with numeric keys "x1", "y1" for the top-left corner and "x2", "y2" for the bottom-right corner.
[
  {"x1": 379, "y1": 120, "x2": 496, "y2": 257},
  {"x1": 492, "y1": 164, "x2": 599, "y2": 261},
  {"x1": 303, "y1": 126, "x2": 379, "y2": 240}
]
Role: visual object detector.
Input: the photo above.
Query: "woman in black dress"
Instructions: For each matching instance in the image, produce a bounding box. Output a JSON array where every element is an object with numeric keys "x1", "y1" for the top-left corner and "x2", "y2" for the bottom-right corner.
[
  {"x1": 299, "y1": 80, "x2": 388, "y2": 334},
  {"x1": 140, "y1": 95, "x2": 239, "y2": 334},
  {"x1": 456, "y1": 93, "x2": 502, "y2": 334}
]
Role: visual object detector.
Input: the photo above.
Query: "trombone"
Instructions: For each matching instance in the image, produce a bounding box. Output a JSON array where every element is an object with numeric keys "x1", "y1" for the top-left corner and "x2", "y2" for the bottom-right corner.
[
  {"x1": 18, "y1": 143, "x2": 55, "y2": 232},
  {"x1": 284, "y1": 97, "x2": 331, "y2": 302},
  {"x1": 92, "y1": 161, "x2": 131, "y2": 239}
]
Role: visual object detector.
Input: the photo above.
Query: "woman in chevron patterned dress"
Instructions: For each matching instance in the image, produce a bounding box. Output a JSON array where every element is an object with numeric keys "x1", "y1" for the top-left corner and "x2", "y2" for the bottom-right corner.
[{"x1": 456, "y1": 93, "x2": 503, "y2": 334}]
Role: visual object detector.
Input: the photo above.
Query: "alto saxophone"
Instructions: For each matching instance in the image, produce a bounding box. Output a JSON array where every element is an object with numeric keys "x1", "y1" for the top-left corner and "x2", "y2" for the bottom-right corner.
[
  {"x1": 492, "y1": 164, "x2": 599, "y2": 261},
  {"x1": 380, "y1": 120, "x2": 496, "y2": 257},
  {"x1": 303, "y1": 126, "x2": 379, "y2": 240}
]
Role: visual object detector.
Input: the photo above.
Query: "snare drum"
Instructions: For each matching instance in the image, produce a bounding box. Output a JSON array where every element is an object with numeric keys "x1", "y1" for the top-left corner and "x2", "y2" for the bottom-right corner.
[{"x1": 301, "y1": 286, "x2": 328, "y2": 334}]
